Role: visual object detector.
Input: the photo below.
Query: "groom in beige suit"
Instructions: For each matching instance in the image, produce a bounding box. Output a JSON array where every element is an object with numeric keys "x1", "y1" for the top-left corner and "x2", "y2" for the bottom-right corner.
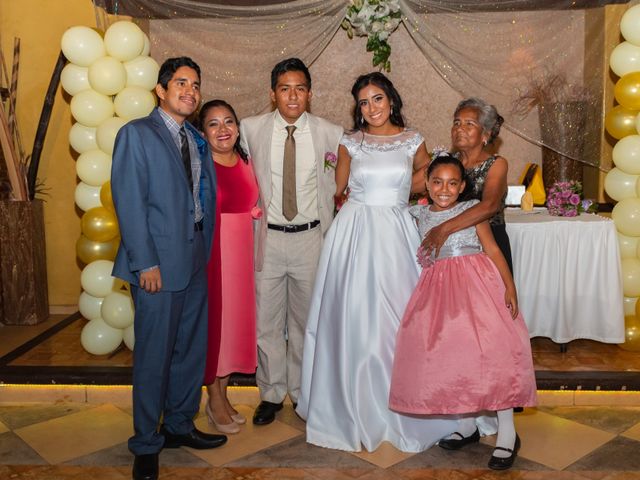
[{"x1": 240, "y1": 58, "x2": 343, "y2": 425}]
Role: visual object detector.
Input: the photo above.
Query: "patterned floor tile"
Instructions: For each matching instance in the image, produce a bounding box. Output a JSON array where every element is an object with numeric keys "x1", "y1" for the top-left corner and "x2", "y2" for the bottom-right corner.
[
  {"x1": 537, "y1": 406, "x2": 640, "y2": 434},
  {"x1": 567, "y1": 436, "x2": 640, "y2": 471},
  {"x1": 351, "y1": 442, "x2": 415, "y2": 469},
  {"x1": 187, "y1": 404, "x2": 303, "y2": 466},
  {"x1": 622, "y1": 419, "x2": 640, "y2": 442},
  {"x1": 0, "y1": 418, "x2": 8, "y2": 434},
  {"x1": 513, "y1": 409, "x2": 616, "y2": 470},
  {"x1": 13, "y1": 404, "x2": 133, "y2": 464},
  {"x1": 0, "y1": 431, "x2": 47, "y2": 465},
  {"x1": 0, "y1": 402, "x2": 95, "y2": 430}
]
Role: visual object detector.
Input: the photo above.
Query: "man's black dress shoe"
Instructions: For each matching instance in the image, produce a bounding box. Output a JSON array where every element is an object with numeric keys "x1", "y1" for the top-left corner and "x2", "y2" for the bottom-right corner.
[
  {"x1": 132, "y1": 453, "x2": 158, "y2": 480},
  {"x1": 252, "y1": 400, "x2": 283, "y2": 425},
  {"x1": 160, "y1": 426, "x2": 227, "y2": 449},
  {"x1": 438, "y1": 428, "x2": 480, "y2": 450},
  {"x1": 488, "y1": 433, "x2": 521, "y2": 470}
]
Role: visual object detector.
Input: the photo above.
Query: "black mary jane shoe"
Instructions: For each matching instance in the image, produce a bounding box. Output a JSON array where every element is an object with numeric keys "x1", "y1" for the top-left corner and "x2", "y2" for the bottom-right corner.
[
  {"x1": 438, "y1": 428, "x2": 480, "y2": 450},
  {"x1": 252, "y1": 400, "x2": 284, "y2": 425},
  {"x1": 488, "y1": 433, "x2": 521, "y2": 470}
]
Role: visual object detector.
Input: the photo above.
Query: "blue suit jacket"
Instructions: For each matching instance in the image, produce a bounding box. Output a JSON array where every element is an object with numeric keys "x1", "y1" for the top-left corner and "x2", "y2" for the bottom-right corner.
[{"x1": 111, "y1": 107, "x2": 216, "y2": 291}]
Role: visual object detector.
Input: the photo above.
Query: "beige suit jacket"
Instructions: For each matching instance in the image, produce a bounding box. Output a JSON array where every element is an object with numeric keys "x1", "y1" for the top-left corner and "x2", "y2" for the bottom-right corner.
[{"x1": 240, "y1": 110, "x2": 343, "y2": 271}]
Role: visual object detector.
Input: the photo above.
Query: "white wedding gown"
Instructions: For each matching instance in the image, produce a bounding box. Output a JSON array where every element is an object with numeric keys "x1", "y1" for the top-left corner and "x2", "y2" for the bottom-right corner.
[{"x1": 296, "y1": 129, "x2": 461, "y2": 452}]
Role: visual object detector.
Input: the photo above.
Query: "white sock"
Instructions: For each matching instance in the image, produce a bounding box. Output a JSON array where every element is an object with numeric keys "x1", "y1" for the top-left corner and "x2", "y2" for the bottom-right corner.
[
  {"x1": 494, "y1": 408, "x2": 517, "y2": 458},
  {"x1": 444, "y1": 415, "x2": 476, "y2": 440}
]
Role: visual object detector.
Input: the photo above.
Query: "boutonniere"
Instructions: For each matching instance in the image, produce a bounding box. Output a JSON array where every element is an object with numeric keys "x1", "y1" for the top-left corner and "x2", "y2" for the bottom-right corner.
[{"x1": 324, "y1": 152, "x2": 337, "y2": 172}]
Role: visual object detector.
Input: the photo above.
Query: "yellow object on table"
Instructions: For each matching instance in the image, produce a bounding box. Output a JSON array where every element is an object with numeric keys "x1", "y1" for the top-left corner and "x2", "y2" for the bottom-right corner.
[
  {"x1": 520, "y1": 191, "x2": 534, "y2": 211},
  {"x1": 519, "y1": 163, "x2": 546, "y2": 205}
]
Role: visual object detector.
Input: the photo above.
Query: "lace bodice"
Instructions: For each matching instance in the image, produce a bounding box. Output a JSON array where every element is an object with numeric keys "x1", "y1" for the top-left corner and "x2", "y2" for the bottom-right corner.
[
  {"x1": 410, "y1": 200, "x2": 481, "y2": 259},
  {"x1": 465, "y1": 155, "x2": 506, "y2": 226},
  {"x1": 341, "y1": 129, "x2": 423, "y2": 207}
]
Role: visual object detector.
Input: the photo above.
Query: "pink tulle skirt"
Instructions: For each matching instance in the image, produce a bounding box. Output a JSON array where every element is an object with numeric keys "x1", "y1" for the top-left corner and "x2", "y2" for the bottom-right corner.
[{"x1": 389, "y1": 253, "x2": 537, "y2": 415}]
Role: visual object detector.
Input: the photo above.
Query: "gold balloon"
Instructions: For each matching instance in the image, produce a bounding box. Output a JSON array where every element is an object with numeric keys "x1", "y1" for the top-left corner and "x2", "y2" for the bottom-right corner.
[
  {"x1": 100, "y1": 181, "x2": 115, "y2": 213},
  {"x1": 76, "y1": 235, "x2": 120, "y2": 264},
  {"x1": 614, "y1": 72, "x2": 640, "y2": 110},
  {"x1": 605, "y1": 105, "x2": 639, "y2": 139},
  {"x1": 81, "y1": 206, "x2": 119, "y2": 242},
  {"x1": 619, "y1": 315, "x2": 640, "y2": 351}
]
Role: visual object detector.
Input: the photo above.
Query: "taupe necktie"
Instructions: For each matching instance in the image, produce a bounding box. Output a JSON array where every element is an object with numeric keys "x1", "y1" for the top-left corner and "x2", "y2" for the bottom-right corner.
[{"x1": 282, "y1": 125, "x2": 297, "y2": 221}]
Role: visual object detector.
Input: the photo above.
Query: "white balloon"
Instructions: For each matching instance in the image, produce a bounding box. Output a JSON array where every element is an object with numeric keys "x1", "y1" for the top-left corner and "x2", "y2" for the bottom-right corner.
[
  {"x1": 610, "y1": 41, "x2": 640, "y2": 78},
  {"x1": 124, "y1": 56, "x2": 160, "y2": 91},
  {"x1": 603, "y1": 167, "x2": 639, "y2": 201},
  {"x1": 104, "y1": 21, "x2": 145, "y2": 62},
  {"x1": 88, "y1": 56, "x2": 127, "y2": 96},
  {"x1": 61, "y1": 64, "x2": 90, "y2": 96},
  {"x1": 75, "y1": 182, "x2": 102, "y2": 212},
  {"x1": 96, "y1": 116, "x2": 127, "y2": 155},
  {"x1": 70, "y1": 89, "x2": 114, "y2": 127},
  {"x1": 101, "y1": 291, "x2": 134, "y2": 329},
  {"x1": 61, "y1": 26, "x2": 106, "y2": 67},
  {"x1": 613, "y1": 197, "x2": 640, "y2": 236},
  {"x1": 78, "y1": 291, "x2": 104, "y2": 320},
  {"x1": 69, "y1": 123, "x2": 98, "y2": 154},
  {"x1": 141, "y1": 33, "x2": 151, "y2": 56},
  {"x1": 621, "y1": 5, "x2": 640, "y2": 47},
  {"x1": 619, "y1": 232, "x2": 640, "y2": 259},
  {"x1": 612, "y1": 135, "x2": 640, "y2": 174},
  {"x1": 624, "y1": 296, "x2": 639, "y2": 316},
  {"x1": 622, "y1": 257, "x2": 640, "y2": 297},
  {"x1": 80, "y1": 259, "x2": 121, "y2": 298},
  {"x1": 81, "y1": 318, "x2": 123, "y2": 355},
  {"x1": 76, "y1": 150, "x2": 112, "y2": 186},
  {"x1": 114, "y1": 87, "x2": 156, "y2": 120},
  {"x1": 123, "y1": 324, "x2": 135, "y2": 350}
]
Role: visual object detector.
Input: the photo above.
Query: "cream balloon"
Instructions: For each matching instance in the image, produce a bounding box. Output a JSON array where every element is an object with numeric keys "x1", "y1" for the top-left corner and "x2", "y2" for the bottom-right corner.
[
  {"x1": 603, "y1": 167, "x2": 639, "y2": 201},
  {"x1": 96, "y1": 117, "x2": 127, "y2": 155},
  {"x1": 61, "y1": 26, "x2": 106, "y2": 67},
  {"x1": 610, "y1": 41, "x2": 640, "y2": 78},
  {"x1": 114, "y1": 87, "x2": 156, "y2": 120},
  {"x1": 78, "y1": 291, "x2": 104, "y2": 321},
  {"x1": 612, "y1": 135, "x2": 640, "y2": 174},
  {"x1": 124, "y1": 56, "x2": 160, "y2": 91},
  {"x1": 75, "y1": 182, "x2": 102, "y2": 212},
  {"x1": 76, "y1": 150, "x2": 112, "y2": 186},
  {"x1": 123, "y1": 324, "x2": 135, "y2": 350},
  {"x1": 61, "y1": 64, "x2": 90, "y2": 96},
  {"x1": 619, "y1": 232, "x2": 640, "y2": 259},
  {"x1": 622, "y1": 258, "x2": 640, "y2": 297},
  {"x1": 141, "y1": 33, "x2": 150, "y2": 56},
  {"x1": 636, "y1": 110, "x2": 640, "y2": 135},
  {"x1": 104, "y1": 21, "x2": 145, "y2": 62},
  {"x1": 70, "y1": 89, "x2": 114, "y2": 127},
  {"x1": 88, "y1": 56, "x2": 127, "y2": 96},
  {"x1": 614, "y1": 197, "x2": 640, "y2": 237},
  {"x1": 621, "y1": 4, "x2": 640, "y2": 47},
  {"x1": 69, "y1": 123, "x2": 98, "y2": 154},
  {"x1": 624, "y1": 296, "x2": 639, "y2": 317},
  {"x1": 80, "y1": 318, "x2": 124, "y2": 355},
  {"x1": 101, "y1": 291, "x2": 134, "y2": 329},
  {"x1": 80, "y1": 259, "x2": 121, "y2": 298}
]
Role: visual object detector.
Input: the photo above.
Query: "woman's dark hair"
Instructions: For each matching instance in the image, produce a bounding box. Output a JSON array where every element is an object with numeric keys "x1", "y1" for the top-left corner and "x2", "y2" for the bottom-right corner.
[
  {"x1": 270, "y1": 57, "x2": 312, "y2": 91},
  {"x1": 454, "y1": 97, "x2": 504, "y2": 145},
  {"x1": 351, "y1": 72, "x2": 404, "y2": 130},
  {"x1": 426, "y1": 154, "x2": 472, "y2": 200},
  {"x1": 157, "y1": 57, "x2": 201, "y2": 89},
  {"x1": 198, "y1": 99, "x2": 249, "y2": 163}
]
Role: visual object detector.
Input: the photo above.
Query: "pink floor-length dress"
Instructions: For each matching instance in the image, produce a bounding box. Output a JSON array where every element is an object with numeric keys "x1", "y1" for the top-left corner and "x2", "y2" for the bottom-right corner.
[{"x1": 204, "y1": 155, "x2": 259, "y2": 383}]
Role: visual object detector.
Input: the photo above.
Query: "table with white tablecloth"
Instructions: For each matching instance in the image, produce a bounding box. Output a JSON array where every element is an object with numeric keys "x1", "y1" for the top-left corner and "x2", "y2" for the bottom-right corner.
[{"x1": 504, "y1": 208, "x2": 624, "y2": 344}]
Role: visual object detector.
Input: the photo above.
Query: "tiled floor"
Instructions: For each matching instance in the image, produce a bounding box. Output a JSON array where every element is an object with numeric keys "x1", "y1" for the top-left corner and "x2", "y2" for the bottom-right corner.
[{"x1": 2, "y1": 401, "x2": 640, "y2": 479}]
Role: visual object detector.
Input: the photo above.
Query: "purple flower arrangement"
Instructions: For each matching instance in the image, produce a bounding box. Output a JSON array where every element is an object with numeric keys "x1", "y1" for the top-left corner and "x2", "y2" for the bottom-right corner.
[{"x1": 546, "y1": 180, "x2": 597, "y2": 217}]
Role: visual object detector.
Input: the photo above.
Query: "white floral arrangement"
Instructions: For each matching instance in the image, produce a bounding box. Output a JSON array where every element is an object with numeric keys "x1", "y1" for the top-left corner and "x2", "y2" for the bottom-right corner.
[{"x1": 341, "y1": 0, "x2": 402, "y2": 72}]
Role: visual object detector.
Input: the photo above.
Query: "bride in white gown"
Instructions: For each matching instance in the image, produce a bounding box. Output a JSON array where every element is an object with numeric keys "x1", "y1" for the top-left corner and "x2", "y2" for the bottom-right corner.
[{"x1": 296, "y1": 72, "x2": 461, "y2": 452}]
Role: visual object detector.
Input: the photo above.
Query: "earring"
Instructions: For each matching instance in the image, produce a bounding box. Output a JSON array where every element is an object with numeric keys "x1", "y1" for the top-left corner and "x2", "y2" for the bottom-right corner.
[
  {"x1": 390, "y1": 105, "x2": 394, "y2": 114},
  {"x1": 482, "y1": 139, "x2": 488, "y2": 147}
]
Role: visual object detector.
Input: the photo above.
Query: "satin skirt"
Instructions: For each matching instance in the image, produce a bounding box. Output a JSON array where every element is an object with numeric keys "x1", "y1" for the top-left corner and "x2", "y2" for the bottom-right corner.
[
  {"x1": 296, "y1": 202, "x2": 461, "y2": 452},
  {"x1": 389, "y1": 253, "x2": 537, "y2": 415}
]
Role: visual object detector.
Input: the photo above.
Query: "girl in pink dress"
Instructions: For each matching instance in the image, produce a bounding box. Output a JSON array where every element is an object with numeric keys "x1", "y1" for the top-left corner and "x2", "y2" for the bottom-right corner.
[
  {"x1": 389, "y1": 154, "x2": 536, "y2": 470},
  {"x1": 200, "y1": 100, "x2": 259, "y2": 434}
]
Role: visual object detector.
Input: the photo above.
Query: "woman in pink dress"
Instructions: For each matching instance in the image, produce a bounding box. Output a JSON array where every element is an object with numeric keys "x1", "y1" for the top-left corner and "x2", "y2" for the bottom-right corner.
[{"x1": 199, "y1": 100, "x2": 259, "y2": 434}]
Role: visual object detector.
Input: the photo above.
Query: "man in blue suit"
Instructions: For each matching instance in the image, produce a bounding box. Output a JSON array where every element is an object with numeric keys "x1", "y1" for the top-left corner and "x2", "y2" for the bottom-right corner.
[{"x1": 111, "y1": 57, "x2": 226, "y2": 480}]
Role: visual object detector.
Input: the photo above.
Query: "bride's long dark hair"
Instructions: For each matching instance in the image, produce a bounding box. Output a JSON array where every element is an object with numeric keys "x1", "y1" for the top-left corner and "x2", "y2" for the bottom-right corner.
[{"x1": 350, "y1": 72, "x2": 405, "y2": 131}]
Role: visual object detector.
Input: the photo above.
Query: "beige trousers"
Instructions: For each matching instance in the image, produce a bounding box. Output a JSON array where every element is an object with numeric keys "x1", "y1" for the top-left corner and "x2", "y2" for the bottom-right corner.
[{"x1": 255, "y1": 225, "x2": 322, "y2": 404}]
